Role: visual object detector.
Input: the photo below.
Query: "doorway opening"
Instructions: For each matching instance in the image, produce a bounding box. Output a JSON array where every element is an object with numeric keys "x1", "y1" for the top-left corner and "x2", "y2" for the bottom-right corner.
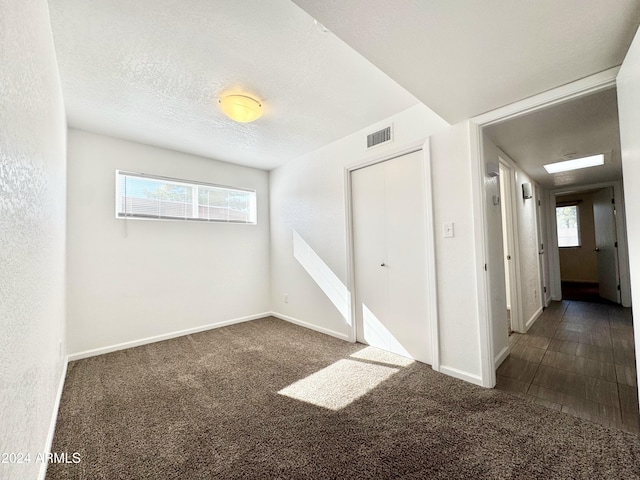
[
  {"x1": 478, "y1": 83, "x2": 637, "y2": 432},
  {"x1": 554, "y1": 187, "x2": 622, "y2": 304}
]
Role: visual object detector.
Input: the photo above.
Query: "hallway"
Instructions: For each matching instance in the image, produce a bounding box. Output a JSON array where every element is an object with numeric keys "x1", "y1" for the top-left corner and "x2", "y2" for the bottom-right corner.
[{"x1": 496, "y1": 300, "x2": 639, "y2": 434}]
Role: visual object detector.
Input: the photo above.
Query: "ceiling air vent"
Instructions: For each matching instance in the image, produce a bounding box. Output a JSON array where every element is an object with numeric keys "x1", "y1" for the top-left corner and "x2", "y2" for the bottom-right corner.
[{"x1": 367, "y1": 125, "x2": 392, "y2": 149}]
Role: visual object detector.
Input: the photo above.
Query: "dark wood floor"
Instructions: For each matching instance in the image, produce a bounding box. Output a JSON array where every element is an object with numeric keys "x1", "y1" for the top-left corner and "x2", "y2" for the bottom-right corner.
[
  {"x1": 496, "y1": 300, "x2": 639, "y2": 434},
  {"x1": 561, "y1": 281, "x2": 616, "y2": 304}
]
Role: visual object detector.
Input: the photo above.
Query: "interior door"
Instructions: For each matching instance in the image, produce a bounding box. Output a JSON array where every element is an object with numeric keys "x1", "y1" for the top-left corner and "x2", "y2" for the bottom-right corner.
[
  {"x1": 352, "y1": 150, "x2": 431, "y2": 364},
  {"x1": 352, "y1": 159, "x2": 389, "y2": 344},
  {"x1": 617, "y1": 20, "x2": 640, "y2": 402},
  {"x1": 592, "y1": 187, "x2": 620, "y2": 303},
  {"x1": 535, "y1": 185, "x2": 549, "y2": 307},
  {"x1": 498, "y1": 159, "x2": 522, "y2": 333}
]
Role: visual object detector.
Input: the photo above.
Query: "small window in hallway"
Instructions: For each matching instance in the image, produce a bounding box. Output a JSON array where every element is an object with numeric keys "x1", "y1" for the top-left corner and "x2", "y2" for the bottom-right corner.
[{"x1": 556, "y1": 205, "x2": 581, "y2": 247}]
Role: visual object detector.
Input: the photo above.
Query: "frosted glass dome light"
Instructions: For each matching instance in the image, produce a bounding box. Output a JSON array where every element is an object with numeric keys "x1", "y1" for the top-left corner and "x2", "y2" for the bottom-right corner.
[{"x1": 219, "y1": 94, "x2": 263, "y2": 123}]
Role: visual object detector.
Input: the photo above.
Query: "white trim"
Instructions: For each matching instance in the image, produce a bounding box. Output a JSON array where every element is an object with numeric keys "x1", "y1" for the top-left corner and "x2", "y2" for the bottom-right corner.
[
  {"x1": 38, "y1": 357, "x2": 68, "y2": 480},
  {"x1": 344, "y1": 138, "x2": 440, "y2": 368},
  {"x1": 469, "y1": 122, "x2": 495, "y2": 388},
  {"x1": 543, "y1": 189, "x2": 561, "y2": 307},
  {"x1": 494, "y1": 345, "x2": 510, "y2": 370},
  {"x1": 345, "y1": 139, "x2": 426, "y2": 172},
  {"x1": 471, "y1": 67, "x2": 619, "y2": 127},
  {"x1": 547, "y1": 191, "x2": 563, "y2": 301},
  {"x1": 525, "y1": 306, "x2": 544, "y2": 330},
  {"x1": 439, "y1": 365, "x2": 485, "y2": 387},
  {"x1": 68, "y1": 312, "x2": 271, "y2": 361},
  {"x1": 423, "y1": 138, "x2": 441, "y2": 372},
  {"x1": 344, "y1": 163, "x2": 358, "y2": 343},
  {"x1": 271, "y1": 312, "x2": 350, "y2": 341}
]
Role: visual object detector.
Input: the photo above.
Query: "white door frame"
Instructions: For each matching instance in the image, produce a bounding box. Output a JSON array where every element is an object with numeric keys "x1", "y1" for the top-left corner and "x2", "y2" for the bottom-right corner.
[
  {"x1": 469, "y1": 67, "x2": 619, "y2": 387},
  {"x1": 548, "y1": 180, "x2": 631, "y2": 307},
  {"x1": 344, "y1": 139, "x2": 441, "y2": 371},
  {"x1": 497, "y1": 155, "x2": 524, "y2": 333}
]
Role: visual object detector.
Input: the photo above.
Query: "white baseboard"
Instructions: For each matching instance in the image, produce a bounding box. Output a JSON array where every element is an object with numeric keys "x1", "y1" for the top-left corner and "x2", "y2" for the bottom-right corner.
[
  {"x1": 494, "y1": 345, "x2": 510, "y2": 369},
  {"x1": 38, "y1": 356, "x2": 68, "y2": 480},
  {"x1": 439, "y1": 365, "x2": 485, "y2": 387},
  {"x1": 525, "y1": 306, "x2": 544, "y2": 330},
  {"x1": 270, "y1": 311, "x2": 350, "y2": 341},
  {"x1": 68, "y1": 312, "x2": 271, "y2": 361}
]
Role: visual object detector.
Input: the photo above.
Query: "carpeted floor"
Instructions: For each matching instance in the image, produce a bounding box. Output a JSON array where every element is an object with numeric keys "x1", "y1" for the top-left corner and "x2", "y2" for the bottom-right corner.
[{"x1": 47, "y1": 317, "x2": 640, "y2": 479}]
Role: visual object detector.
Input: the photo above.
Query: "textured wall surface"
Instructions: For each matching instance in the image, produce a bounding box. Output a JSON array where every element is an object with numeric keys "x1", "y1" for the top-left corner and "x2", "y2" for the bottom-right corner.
[
  {"x1": 0, "y1": 1, "x2": 67, "y2": 479},
  {"x1": 66, "y1": 130, "x2": 270, "y2": 355}
]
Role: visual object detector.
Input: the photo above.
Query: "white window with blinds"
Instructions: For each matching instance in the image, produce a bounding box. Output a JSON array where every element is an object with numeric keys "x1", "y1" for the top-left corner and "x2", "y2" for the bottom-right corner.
[{"x1": 115, "y1": 171, "x2": 257, "y2": 224}]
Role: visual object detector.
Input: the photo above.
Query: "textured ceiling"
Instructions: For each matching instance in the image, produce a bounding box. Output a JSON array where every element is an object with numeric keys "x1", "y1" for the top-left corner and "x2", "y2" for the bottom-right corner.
[
  {"x1": 484, "y1": 88, "x2": 622, "y2": 189},
  {"x1": 292, "y1": 0, "x2": 640, "y2": 124},
  {"x1": 47, "y1": 0, "x2": 420, "y2": 170}
]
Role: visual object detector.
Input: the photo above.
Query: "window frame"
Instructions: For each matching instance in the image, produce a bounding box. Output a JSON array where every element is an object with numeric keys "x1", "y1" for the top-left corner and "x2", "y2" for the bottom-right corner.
[
  {"x1": 555, "y1": 204, "x2": 581, "y2": 248},
  {"x1": 115, "y1": 170, "x2": 257, "y2": 225}
]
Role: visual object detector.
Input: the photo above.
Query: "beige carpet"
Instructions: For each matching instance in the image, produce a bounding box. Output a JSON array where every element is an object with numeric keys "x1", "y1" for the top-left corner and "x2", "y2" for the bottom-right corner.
[{"x1": 47, "y1": 317, "x2": 640, "y2": 479}]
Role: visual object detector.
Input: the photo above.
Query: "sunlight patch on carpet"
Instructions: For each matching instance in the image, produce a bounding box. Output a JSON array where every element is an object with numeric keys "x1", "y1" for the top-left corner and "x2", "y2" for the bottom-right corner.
[
  {"x1": 278, "y1": 359, "x2": 398, "y2": 410},
  {"x1": 350, "y1": 346, "x2": 414, "y2": 367}
]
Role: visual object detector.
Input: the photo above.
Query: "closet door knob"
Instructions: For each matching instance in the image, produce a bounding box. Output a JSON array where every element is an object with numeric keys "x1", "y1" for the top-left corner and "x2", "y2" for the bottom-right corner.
[{"x1": 380, "y1": 263, "x2": 386, "y2": 267}]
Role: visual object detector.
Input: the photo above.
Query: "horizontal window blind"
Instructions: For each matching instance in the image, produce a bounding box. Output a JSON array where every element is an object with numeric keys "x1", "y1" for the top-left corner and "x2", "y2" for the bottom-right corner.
[{"x1": 115, "y1": 171, "x2": 257, "y2": 224}]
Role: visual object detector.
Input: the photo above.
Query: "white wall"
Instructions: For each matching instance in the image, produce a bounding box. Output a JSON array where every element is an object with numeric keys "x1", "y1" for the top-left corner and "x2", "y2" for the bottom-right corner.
[
  {"x1": 0, "y1": 1, "x2": 67, "y2": 479},
  {"x1": 269, "y1": 104, "x2": 447, "y2": 340},
  {"x1": 66, "y1": 130, "x2": 270, "y2": 355},
  {"x1": 429, "y1": 122, "x2": 486, "y2": 383}
]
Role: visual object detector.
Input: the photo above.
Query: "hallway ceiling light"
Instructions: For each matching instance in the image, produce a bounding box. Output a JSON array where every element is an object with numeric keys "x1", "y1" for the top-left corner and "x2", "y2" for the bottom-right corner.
[
  {"x1": 543, "y1": 154, "x2": 604, "y2": 174},
  {"x1": 219, "y1": 94, "x2": 263, "y2": 123}
]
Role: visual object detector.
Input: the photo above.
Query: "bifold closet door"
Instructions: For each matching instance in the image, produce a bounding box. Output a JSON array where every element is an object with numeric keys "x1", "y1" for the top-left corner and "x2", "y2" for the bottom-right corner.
[{"x1": 352, "y1": 150, "x2": 431, "y2": 364}]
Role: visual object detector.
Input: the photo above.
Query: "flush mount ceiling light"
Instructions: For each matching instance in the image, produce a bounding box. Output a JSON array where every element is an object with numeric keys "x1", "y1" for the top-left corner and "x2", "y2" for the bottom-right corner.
[
  {"x1": 543, "y1": 154, "x2": 604, "y2": 174},
  {"x1": 219, "y1": 94, "x2": 263, "y2": 123}
]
